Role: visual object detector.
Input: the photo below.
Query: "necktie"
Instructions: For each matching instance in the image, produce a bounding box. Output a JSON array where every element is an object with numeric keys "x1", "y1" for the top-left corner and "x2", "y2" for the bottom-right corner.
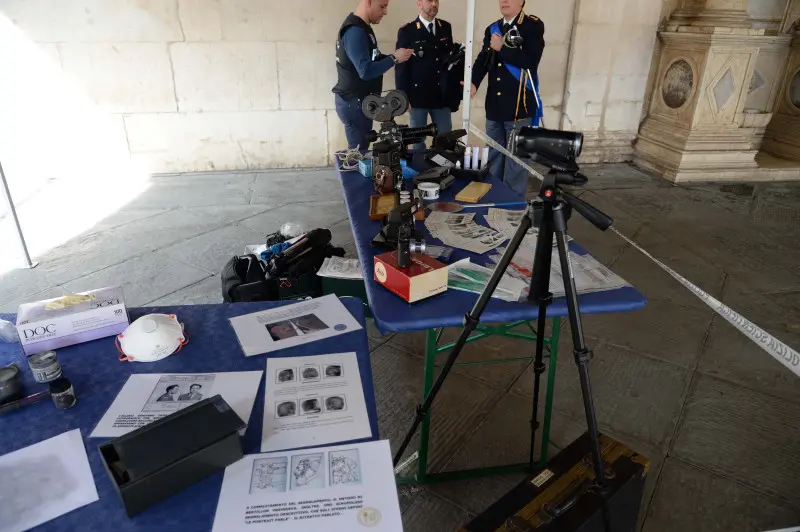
[
  {"x1": 427, "y1": 22, "x2": 434, "y2": 36},
  {"x1": 502, "y1": 23, "x2": 511, "y2": 34}
]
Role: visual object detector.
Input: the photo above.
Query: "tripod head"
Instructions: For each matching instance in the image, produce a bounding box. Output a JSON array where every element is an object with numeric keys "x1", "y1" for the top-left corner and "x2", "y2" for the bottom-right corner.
[{"x1": 535, "y1": 170, "x2": 613, "y2": 232}]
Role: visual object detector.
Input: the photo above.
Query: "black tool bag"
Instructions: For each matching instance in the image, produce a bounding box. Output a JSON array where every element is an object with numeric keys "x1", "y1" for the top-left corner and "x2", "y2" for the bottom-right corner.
[
  {"x1": 221, "y1": 254, "x2": 271, "y2": 303},
  {"x1": 221, "y1": 228, "x2": 346, "y2": 303}
]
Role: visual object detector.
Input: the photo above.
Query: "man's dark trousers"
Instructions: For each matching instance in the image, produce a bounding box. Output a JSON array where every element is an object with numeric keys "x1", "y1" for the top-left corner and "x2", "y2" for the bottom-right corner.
[{"x1": 335, "y1": 94, "x2": 373, "y2": 150}]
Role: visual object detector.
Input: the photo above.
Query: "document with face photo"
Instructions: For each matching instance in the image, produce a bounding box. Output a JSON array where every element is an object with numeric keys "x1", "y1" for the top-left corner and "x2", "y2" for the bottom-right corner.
[
  {"x1": 229, "y1": 294, "x2": 363, "y2": 357},
  {"x1": 262, "y1": 352, "x2": 371, "y2": 453},
  {"x1": 90, "y1": 371, "x2": 263, "y2": 438}
]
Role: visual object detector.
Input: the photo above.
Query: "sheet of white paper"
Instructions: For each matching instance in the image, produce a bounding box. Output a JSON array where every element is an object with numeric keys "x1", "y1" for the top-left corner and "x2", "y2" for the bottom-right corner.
[
  {"x1": 0, "y1": 429, "x2": 99, "y2": 532},
  {"x1": 90, "y1": 371, "x2": 263, "y2": 438},
  {"x1": 212, "y1": 440, "x2": 402, "y2": 532},
  {"x1": 316, "y1": 257, "x2": 364, "y2": 279},
  {"x1": 229, "y1": 295, "x2": 363, "y2": 357},
  {"x1": 262, "y1": 352, "x2": 371, "y2": 452}
]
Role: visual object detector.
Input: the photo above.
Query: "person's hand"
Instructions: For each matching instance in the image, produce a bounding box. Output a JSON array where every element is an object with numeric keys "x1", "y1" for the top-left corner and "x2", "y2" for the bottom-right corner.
[
  {"x1": 490, "y1": 34, "x2": 503, "y2": 52},
  {"x1": 393, "y1": 48, "x2": 413, "y2": 64},
  {"x1": 460, "y1": 81, "x2": 478, "y2": 100}
]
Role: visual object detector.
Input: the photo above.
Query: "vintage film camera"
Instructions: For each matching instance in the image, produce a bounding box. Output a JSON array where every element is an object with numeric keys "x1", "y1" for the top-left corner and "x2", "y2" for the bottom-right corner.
[{"x1": 363, "y1": 90, "x2": 437, "y2": 194}]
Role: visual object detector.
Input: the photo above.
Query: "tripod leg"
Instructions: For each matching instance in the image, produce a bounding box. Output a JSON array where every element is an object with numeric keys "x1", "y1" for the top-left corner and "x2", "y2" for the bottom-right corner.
[
  {"x1": 392, "y1": 206, "x2": 535, "y2": 468},
  {"x1": 552, "y1": 204, "x2": 612, "y2": 532},
  {"x1": 528, "y1": 206, "x2": 554, "y2": 470}
]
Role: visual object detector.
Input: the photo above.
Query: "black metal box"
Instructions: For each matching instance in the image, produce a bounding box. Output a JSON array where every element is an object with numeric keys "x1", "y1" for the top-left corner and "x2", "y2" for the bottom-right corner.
[{"x1": 99, "y1": 395, "x2": 246, "y2": 516}]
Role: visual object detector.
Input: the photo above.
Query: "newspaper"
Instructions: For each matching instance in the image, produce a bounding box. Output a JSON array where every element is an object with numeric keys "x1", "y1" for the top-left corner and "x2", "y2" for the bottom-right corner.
[
  {"x1": 447, "y1": 259, "x2": 526, "y2": 302},
  {"x1": 425, "y1": 212, "x2": 507, "y2": 254},
  {"x1": 484, "y1": 208, "x2": 571, "y2": 245},
  {"x1": 489, "y1": 235, "x2": 630, "y2": 299},
  {"x1": 317, "y1": 257, "x2": 364, "y2": 280},
  {"x1": 484, "y1": 208, "x2": 531, "y2": 240}
]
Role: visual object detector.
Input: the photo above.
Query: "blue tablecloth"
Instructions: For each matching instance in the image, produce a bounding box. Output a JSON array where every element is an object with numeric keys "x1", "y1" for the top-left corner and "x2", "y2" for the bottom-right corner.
[
  {"x1": 0, "y1": 299, "x2": 378, "y2": 532},
  {"x1": 336, "y1": 160, "x2": 647, "y2": 333}
]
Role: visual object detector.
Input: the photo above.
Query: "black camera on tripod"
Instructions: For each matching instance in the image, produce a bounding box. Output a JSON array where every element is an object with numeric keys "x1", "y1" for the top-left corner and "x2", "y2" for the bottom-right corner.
[
  {"x1": 363, "y1": 90, "x2": 437, "y2": 193},
  {"x1": 510, "y1": 127, "x2": 584, "y2": 174}
]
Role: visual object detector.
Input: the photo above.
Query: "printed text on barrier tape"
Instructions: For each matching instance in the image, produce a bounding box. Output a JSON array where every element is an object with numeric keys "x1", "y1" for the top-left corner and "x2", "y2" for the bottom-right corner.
[{"x1": 469, "y1": 124, "x2": 800, "y2": 379}]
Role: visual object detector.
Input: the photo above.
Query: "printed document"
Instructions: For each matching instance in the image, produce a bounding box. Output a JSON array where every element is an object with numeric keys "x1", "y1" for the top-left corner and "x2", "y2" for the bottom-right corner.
[
  {"x1": 425, "y1": 211, "x2": 507, "y2": 254},
  {"x1": 0, "y1": 429, "x2": 98, "y2": 532},
  {"x1": 90, "y1": 371, "x2": 263, "y2": 438},
  {"x1": 316, "y1": 257, "x2": 364, "y2": 279},
  {"x1": 212, "y1": 440, "x2": 402, "y2": 532},
  {"x1": 230, "y1": 294, "x2": 362, "y2": 357},
  {"x1": 262, "y1": 352, "x2": 371, "y2": 452}
]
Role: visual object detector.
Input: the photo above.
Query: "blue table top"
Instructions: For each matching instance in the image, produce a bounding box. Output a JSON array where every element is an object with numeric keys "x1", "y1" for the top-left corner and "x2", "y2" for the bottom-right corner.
[
  {"x1": 336, "y1": 160, "x2": 647, "y2": 333},
  {"x1": 0, "y1": 298, "x2": 379, "y2": 532}
]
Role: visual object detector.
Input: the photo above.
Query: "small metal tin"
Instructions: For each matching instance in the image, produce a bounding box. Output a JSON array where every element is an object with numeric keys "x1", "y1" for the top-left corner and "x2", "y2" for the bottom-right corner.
[
  {"x1": 0, "y1": 364, "x2": 22, "y2": 404},
  {"x1": 49, "y1": 377, "x2": 76, "y2": 410},
  {"x1": 28, "y1": 350, "x2": 62, "y2": 383}
]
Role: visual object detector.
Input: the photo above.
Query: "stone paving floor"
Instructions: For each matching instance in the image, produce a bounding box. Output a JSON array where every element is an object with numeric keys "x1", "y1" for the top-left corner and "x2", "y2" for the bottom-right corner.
[{"x1": 1, "y1": 164, "x2": 799, "y2": 531}]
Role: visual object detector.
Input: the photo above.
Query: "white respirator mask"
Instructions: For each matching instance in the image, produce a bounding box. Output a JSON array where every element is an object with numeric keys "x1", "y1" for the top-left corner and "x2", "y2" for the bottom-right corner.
[{"x1": 115, "y1": 314, "x2": 187, "y2": 362}]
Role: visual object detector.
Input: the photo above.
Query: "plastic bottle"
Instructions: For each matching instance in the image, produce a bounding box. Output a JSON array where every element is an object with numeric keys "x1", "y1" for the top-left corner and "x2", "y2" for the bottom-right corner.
[{"x1": 280, "y1": 223, "x2": 305, "y2": 239}]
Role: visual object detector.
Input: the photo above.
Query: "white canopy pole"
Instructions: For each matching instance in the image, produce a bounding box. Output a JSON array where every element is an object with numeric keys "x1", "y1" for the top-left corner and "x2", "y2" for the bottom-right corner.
[
  {"x1": 461, "y1": 0, "x2": 476, "y2": 132},
  {"x1": 0, "y1": 160, "x2": 37, "y2": 269}
]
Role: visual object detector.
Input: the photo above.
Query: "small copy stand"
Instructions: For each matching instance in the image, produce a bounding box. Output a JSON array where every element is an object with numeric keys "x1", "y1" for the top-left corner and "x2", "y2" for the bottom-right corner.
[{"x1": 393, "y1": 169, "x2": 615, "y2": 531}]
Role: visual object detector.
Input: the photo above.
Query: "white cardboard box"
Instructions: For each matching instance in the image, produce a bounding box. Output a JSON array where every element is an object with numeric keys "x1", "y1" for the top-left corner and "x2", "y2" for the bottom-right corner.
[{"x1": 16, "y1": 286, "x2": 129, "y2": 356}]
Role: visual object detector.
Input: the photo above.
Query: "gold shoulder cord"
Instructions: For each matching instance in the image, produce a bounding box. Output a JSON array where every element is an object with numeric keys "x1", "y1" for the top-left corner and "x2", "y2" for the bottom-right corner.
[{"x1": 507, "y1": 11, "x2": 529, "y2": 152}]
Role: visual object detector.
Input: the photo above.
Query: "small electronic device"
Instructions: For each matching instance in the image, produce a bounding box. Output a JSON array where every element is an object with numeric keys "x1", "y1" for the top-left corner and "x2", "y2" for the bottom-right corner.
[{"x1": 413, "y1": 167, "x2": 457, "y2": 192}]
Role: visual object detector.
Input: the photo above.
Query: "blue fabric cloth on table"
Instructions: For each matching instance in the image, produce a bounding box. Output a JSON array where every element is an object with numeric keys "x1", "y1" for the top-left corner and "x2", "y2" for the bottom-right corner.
[
  {"x1": 0, "y1": 299, "x2": 378, "y2": 532},
  {"x1": 336, "y1": 155, "x2": 647, "y2": 334}
]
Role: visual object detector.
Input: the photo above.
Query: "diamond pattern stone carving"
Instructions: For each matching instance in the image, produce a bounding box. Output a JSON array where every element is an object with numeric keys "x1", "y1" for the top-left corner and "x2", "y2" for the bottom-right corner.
[
  {"x1": 748, "y1": 70, "x2": 765, "y2": 95},
  {"x1": 713, "y1": 69, "x2": 735, "y2": 111}
]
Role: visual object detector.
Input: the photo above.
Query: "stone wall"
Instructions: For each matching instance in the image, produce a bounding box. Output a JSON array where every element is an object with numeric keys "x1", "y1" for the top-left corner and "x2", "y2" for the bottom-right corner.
[
  {"x1": 0, "y1": 0, "x2": 664, "y2": 174},
  {"x1": 560, "y1": 0, "x2": 664, "y2": 162}
]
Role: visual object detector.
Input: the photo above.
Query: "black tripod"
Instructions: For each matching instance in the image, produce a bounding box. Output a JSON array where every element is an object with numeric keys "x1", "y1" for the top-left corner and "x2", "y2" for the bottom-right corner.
[{"x1": 393, "y1": 169, "x2": 614, "y2": 531}]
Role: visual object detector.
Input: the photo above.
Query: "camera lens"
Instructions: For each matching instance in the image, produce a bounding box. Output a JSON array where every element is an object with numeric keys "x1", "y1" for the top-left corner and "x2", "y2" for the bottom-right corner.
[{"x1": 512, "y1": 127, "x2": 584, "y2": 166}]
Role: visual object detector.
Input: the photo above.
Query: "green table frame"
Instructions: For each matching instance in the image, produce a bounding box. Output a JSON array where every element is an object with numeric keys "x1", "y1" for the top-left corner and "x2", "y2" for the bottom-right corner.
[{"x1": 395, "y1": 317, "x2": 562, "y2": 484}]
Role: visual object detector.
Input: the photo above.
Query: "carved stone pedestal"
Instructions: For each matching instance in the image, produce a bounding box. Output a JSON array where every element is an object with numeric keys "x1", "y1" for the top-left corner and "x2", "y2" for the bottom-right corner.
[{"x1": 634, "y1": 1, "x2": 796, "y2": 182}]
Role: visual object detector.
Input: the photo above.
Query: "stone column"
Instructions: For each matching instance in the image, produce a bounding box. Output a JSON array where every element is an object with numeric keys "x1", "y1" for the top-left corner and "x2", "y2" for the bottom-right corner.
[{"x1": 634, "y1": 0, "x2": 794, "y2": 182}]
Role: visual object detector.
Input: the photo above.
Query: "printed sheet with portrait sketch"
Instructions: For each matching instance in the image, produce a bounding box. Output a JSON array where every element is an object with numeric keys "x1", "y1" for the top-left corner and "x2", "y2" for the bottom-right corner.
[
  {"x1": 212, "y1": 440, "x2": 401, "y2": 532},
  {"x1": 90, "y1": 371, "x2": 263, "y2": 438},
  {"x1": 262, "y1": 352, "x2": 371, "y2": 453},
  {"x1": 229, "y1": 294, "x2": 363, "y2": 357}
]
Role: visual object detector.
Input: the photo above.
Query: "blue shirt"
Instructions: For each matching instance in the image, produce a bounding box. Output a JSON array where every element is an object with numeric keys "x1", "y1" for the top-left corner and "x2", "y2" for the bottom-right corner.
[{"x1": 343, "y1": 26, "x2": 394, "y2": 81}]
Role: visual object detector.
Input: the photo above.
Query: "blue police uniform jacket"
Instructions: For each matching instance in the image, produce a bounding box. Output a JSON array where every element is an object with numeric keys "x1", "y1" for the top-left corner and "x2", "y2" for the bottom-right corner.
[
  {"x1": 472, "y1": 12, "x2": 545, "y2": 123},
  {"x1": 395, "y1": 18, "x2": 454, "y2": 109}
]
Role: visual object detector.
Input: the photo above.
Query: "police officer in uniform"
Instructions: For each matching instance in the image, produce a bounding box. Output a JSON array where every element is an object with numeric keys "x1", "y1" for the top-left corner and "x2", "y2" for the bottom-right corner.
[
  {"x1": 333, "y1": 0, "x2": 413, "y2": 150},
  {"x1": 471, "y1": 0, "x2": 544, "y2": 196},
  {"x1": 395, "y1": 0, "x2": 454, "y2": 149}
]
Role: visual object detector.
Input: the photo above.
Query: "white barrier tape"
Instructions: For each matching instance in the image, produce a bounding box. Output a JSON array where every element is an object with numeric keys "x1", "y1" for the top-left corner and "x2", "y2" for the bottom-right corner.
[{"x1": 468, "y1": 124, "x2": 800, "y2": 378}]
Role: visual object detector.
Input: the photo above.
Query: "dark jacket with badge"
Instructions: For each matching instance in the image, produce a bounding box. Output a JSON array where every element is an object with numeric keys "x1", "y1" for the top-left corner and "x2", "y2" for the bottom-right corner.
[
  {"x1": 395, "y1": 18, "x2": 454, "y2": 109},
  {"x1": 472, "y1": 12, "x2": 545, "y2": 123}
]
